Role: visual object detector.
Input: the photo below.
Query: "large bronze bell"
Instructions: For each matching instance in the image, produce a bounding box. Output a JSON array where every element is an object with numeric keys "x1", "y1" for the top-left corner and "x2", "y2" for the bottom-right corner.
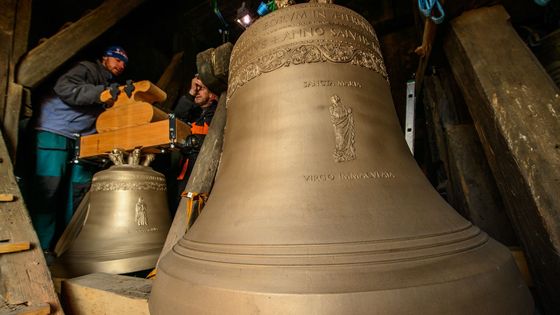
[
  {"x1": 150, "y1": 3, "x2": 533, "y2": 314},
  {"x1": 51, "y1": 149, "x2": 171, "y2": 278}
]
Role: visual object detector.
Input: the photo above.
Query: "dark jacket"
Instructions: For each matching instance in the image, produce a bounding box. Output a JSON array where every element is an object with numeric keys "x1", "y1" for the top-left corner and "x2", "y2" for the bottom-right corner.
[
  {"x1": 35, "y1": 60, "x2": 115, "y2": 138},
  {"x1": 174, "y1": 94, "x2": 217, "y2": 130}
]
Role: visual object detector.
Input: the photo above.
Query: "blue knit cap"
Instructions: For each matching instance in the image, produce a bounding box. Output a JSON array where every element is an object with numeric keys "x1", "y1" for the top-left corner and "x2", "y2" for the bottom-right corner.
[{"x1": 104, "y1": 46, "x2": 128, "y2": 64}]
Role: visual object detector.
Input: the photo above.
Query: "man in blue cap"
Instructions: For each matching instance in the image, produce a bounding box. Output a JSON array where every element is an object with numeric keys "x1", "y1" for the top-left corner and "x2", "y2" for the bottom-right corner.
[{"x1": 28, "y1": 45, "x2": 129, "y2": 252}]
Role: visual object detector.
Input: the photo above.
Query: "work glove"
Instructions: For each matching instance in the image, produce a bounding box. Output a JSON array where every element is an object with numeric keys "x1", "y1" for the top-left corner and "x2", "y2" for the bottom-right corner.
[
  {"x1": 99, "y1": 83, "x2": 121, "y2": 108},
  {"x1": 124, "y1": 79, "x2": 135, "y2": 97},
  {"x1": 108, "y1": 83, "x2": 120, "y2": 101}
]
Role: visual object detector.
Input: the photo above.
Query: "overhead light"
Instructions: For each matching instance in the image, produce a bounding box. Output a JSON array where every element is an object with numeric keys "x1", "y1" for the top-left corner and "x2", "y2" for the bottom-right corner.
[{"x1": 235, "y1": 2, "x2": 254, "y2": 29}]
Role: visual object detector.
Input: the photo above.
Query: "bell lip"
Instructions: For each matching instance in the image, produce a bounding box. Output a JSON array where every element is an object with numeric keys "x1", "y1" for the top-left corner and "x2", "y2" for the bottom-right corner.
[
  {"x1": 151, "y1": 238, "x2": 533, "y2": 314},
  {"x1": 50, "y1": 252, "x2": 159, "y2": 278}
]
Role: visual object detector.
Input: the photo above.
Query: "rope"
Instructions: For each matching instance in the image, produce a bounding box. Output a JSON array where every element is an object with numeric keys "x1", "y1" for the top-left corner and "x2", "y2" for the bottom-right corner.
[{"x1": 418, "y1": 0, "x2": 445, "y2": 24}]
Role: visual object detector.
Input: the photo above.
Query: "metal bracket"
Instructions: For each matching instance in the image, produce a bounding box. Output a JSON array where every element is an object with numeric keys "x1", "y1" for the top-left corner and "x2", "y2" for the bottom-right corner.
[
  {"x1": 168, "y1": 114, "x2": 177, "y2": 149},
  {"x1": 70, "y1": 134, "x2": 108, "y2": 167},
  {"x1": 405, "y1": 79, "x2": 416, "y2": 155},
  {"x1": 71, "y1": 134, "x2": 81, "y2": 164}
]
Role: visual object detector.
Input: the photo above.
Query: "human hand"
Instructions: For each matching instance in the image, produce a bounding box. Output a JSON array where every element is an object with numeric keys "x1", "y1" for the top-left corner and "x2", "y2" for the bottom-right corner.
[
  {"x1": 99, "y1": 82, "x2": 120, "y2": 106},
  {"x1": 108, "y1": 83, "x2": 120, "y2": 100},
  {"x1": 188, "y1": 75, "x2": 203, "y2": 96}
]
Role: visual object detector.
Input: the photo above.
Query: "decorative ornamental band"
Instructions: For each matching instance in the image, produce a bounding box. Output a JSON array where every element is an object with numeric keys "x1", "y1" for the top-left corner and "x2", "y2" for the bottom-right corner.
[
  {"x1": 91, "y1": 181, "x2": 167, "y2": 192},
  {"x1": 227, "y1": 41, "x2": 388, "y2": 100}
]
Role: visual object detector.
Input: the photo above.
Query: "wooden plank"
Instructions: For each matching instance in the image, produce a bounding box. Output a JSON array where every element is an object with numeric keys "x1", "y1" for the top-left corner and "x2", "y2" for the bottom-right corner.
[
  {"x1": 157, "y1": 91, "x2": 227, "y2": 266},
  {"x1": 16, "y1": 0, "x2": 146, "y2": 89},
  {"x1": 79, "y1": 119, "x2": 190, "y2": 158},
  {"x1": 0, "y1": 130, "x2": 62, "y2": 314},
  {"x1": 62, "y1": 273, "x2": 150, "y2": 315},
  {"x1": 156, "y1": 52, "x2": 185, "y2": 111},
  {"x1": 0, "y1": 193, "x2": 15, "y2": 202},
  {"x1": 0, "y1": 303, "x2": 51, "y2": 315},
  {"x1": 0, "y1": 242, "x2": 30, "y2": 254},
  {"x1": 444, "y1": 6, "x2": 560, "y2": 314},
  {"x1": 3, "y1": 82, "x2": 23, "y2": 161}
]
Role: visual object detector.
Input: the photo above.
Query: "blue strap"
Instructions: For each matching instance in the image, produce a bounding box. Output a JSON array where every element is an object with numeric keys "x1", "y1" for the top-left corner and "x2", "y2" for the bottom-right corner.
[
  {"x1": 418, "y1": 0, "x2": 445, "y2": 24},
  {"x1": 534, "y1": 0, "x2": 550, "y2": 6}
]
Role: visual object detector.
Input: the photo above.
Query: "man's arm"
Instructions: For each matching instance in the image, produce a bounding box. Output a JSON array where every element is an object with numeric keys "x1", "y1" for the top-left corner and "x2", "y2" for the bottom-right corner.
[
  {"x1": 53, "y1": 63, "x2": 106, "y2": 106},
  {"x1": 174, "y1": 94, "x2": 197, "y2": 122}
]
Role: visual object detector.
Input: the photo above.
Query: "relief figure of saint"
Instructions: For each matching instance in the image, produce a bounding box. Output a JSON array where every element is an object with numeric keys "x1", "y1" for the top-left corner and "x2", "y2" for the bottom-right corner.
[
  {"x1": 135, "y1": 197, "x2": 149, "y2": 226},
  {"x1": 329, "y1": 94, "x2": 356, "y2": 162}
]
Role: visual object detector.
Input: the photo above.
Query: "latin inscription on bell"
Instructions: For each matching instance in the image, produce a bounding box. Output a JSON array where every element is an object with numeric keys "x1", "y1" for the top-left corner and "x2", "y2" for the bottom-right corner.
[
  {"x1": 304, "y1": 80, "x2": 362, "y2": 88},
  {"x1": 303, "y1": 171, "x2": 396, "y2": 182}
]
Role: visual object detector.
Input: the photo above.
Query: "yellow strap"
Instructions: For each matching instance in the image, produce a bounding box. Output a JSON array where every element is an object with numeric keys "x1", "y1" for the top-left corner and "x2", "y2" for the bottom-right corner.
[
  {"x1": 181, "y1": 191, "x2": 209, "y2": 229},
  {"x1": 147, "y1": 192, "x2": 209, "y2": 280},
  {"x1": 146, "y1": 267, "x2": 157, "y2": 279}
]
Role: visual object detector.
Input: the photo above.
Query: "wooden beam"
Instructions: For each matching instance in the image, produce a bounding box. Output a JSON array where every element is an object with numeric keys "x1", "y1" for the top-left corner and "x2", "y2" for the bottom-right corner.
[
  {"x1": 61, "y1": 273, "x2": 150, "y2": 315},
  {"x1": 157, "y1": 91, "x2": 227, "y2": 265},
  {"x1": 423, "y1": 74, "x2": 517, "y2": 246},
  {"x1": 0, "y1": 129, "x2": 62, "y2": 314},
  {"x1": 0, "y1": 0, "x2": 16, "y2": 123},
  {"x1": 79, "y1": 119, "x2": 190, "y2": 158},
  {"x1": 157, "y1": 52, "x2": 185, "y2": 111},
  {"x1": 444, "y1": 6, "x2": 560, "y2": 314},
  {"x1": 16, "y1": 0, "x2": 146, "y2": 89}
]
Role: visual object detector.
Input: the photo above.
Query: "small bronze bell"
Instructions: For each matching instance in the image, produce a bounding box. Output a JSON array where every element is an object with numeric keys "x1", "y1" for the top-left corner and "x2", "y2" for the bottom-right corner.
[
  {"x1": 150, "y1": 3, "x2": 533, "y2": 314},
  {"x1": 51, "y1": 149, "x2": 171, "y2": 278}
]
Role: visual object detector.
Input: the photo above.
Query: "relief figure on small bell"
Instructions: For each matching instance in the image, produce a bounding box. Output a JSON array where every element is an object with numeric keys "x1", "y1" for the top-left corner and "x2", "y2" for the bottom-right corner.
[
  {"x1": 135, "y1": 197, "x2": 149, "y2": 226},
  {"x1": 329, "y1": 94, "x2": 356, "y2": 162}
]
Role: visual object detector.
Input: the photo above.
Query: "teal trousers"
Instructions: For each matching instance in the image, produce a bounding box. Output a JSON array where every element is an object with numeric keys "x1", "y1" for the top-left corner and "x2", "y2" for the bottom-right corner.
[{"x1": 28, "y1": 131, "x2": 94, "y2": 250}]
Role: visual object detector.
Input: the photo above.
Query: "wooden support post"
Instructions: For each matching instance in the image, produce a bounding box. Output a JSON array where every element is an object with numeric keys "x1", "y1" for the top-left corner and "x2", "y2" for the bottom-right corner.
[
  {"x1": 16, "y1": 0, "x2": 146, "y2": 89},
  {"x1": 444, "y1": 6, "x2": 560, "y2": 314},
  {"x1": 0, "y1": 130, "x2": 62, "y2": 314},
  {"x1": 0, "y1": 0, "x2": 31, "y2": 161},
  {"x1": 157, "y1": 91, "x2": 227, "y2": 265},
  {"x1": 157, "y1": 52, "x2": 185, "y2": 111}
]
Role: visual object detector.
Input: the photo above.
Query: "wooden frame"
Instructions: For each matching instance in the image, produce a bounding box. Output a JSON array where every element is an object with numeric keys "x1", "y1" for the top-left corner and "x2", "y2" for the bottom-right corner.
[{"x1": 79, "y1": 118, "x2": 190, "y2": 158}]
